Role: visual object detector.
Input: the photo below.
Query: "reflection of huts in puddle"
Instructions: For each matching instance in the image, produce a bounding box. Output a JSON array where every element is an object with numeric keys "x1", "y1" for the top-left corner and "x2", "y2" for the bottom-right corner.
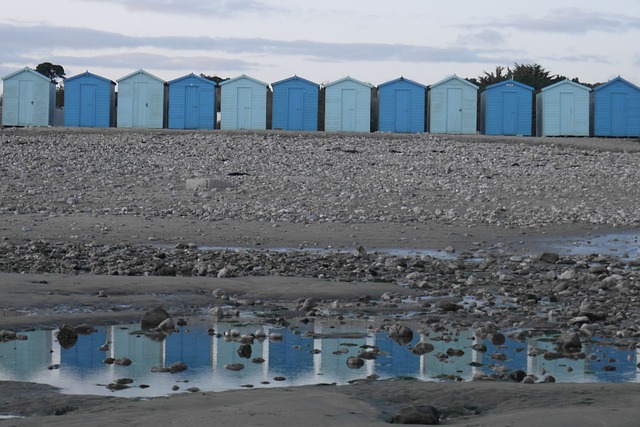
[{"x1": 0, "y1": 330, "x2": 53, "y2": 381}]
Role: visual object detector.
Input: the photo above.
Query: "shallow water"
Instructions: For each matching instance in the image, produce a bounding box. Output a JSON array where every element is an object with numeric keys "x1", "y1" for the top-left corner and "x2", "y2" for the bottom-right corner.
[{"x1": 1, "y1": 317, "x2": 638, "y2": 397}]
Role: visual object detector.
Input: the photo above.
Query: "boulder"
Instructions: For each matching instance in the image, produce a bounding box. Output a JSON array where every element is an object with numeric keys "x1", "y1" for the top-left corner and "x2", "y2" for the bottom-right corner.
[
  {"x1": 170, "y1": 361, "x2": 188, "y2": 373},
  {"x1": 237, "y1": 344, "x2": 252, "y2": 359},
  {"x1": 393, "y1": 405, "x2": 440, "y2": 425},
  {"x1": 346, "y1": 356, "x2": 365, "y2": 369},
  {"x1": 141, "y1": 306, "x2": 171, "y2": 331},
  {"x1": 56, "y1": 324, "x2": 78, "y2": 349}
]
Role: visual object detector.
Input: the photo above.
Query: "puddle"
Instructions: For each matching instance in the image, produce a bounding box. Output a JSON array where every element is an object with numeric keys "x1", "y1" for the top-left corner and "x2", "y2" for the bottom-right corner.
[
  {"x1": 515, "y1": 230, "x2": 640, "y2": 258},
  {"x1": 1, "y1": 318, "x2": 638, "y2": 397}
]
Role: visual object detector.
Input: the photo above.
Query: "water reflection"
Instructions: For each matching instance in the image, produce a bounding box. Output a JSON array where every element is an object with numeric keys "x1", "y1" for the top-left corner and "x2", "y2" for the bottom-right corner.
[{"x1": 0, "y1": 318, "x2": 638, "y2": 397}]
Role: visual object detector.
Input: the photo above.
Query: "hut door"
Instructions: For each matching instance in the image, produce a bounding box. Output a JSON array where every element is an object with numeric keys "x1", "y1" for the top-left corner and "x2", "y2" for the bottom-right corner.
[
  {"x1": 79, "y1": 84, "x2": 96, "y2": 127},
  {"x1": 237, "y1": 87, "x2": 252, "y2": 129},
  {"x1": 446, "y1": 88, "x2": 463, "y2": 133},
  {"x1": 184, "y1": 86, "x2": 199, "y2": 129},
  {"x1": 611, "y1": 93, "x2": 627, "y2": 136},
  {"x1": 502, "y1": 92, "x2": 518, "y2": 135},
  {"x1": 341, "y1": 89, "x2": 356, "y2": 132},
  {"x1": 395, "y1": 89, "x2": 411, "y2": 132},
  {"x1": 133, "y1": 82, "x2": 149, "y2": 128},
  {"x1": 287, "y1": 88, "x2": 304, "y2": 130},
  {"x1": 559, "y1": 92, "x2": 575, "y2": 135},
  {"x1": 18, "y1": 80, "x2": 34, "y2": 125}
]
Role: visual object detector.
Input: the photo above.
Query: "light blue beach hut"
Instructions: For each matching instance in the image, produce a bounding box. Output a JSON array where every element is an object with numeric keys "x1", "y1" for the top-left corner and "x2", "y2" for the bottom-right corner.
[
  {"x1": 1, "y1": 67, "x2": 55, "y2": 126},
  {"x1": 536, "y1": 79, "x2": 590, "y2": 136},
  {"x1": 428, "y1": 75, "x2": 478, "y2": 134},
  {"x1": 480, "y1": 79, "x2": 534, "y2": 136},
  {"x1": 168, "y1": 73, "x2": 216, "y2": 130},
  {"x1": 324, "y1": 76, "x2": 373, "y2": 133},
  {"x1": 64, "y1": 71, "x2": 116, "y2": 128},
  {"x1": 377, "y1": 77, "x2": 426, "y2": 133},
  {"x1": 591, "y1": 76, "x2": 640, "y2": 137},
  {"x1": 271, "y1": 75, "x2": 319, "y2": 131},
  {"x1": 219, "y1": 74, "x2": 269, "y2": 130},
  {"x1": 116, "y1": 69, "x2": 168, "y2": 129}
]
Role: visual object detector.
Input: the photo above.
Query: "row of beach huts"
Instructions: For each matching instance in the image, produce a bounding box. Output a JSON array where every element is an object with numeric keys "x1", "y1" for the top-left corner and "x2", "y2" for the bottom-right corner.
[{"x1": 2, "y1": 67, "x2": 640, "y2": 136}]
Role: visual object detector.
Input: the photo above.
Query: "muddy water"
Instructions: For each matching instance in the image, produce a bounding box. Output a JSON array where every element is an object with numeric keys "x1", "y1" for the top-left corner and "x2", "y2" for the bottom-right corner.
[{"x1": 1, "y1": 317, "x2": 638, "y2": 398}]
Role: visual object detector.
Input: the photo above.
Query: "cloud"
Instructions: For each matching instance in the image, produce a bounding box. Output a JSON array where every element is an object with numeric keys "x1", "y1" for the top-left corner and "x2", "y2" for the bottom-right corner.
[
  {"x1": 76, "y1": 0, "x2": 272, "y2": 16},
  {"x1": 470, "y1": 8, "x2": 640, "y2": 34},
  {"x1": 0, "y1": 22, "x2": 512, "y2": 68},
  {"x1": 456, "y1": 29, "x2": 507, "y2": 47}
]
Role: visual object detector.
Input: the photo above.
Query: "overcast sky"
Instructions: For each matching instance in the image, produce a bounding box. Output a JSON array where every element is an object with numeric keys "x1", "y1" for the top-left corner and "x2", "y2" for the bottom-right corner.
[{"x1": 2, "y1": 0, "x2": 639, "y2": 91}]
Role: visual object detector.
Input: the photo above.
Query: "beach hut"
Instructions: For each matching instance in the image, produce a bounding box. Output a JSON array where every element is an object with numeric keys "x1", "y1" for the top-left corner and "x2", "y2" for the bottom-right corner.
[
  {"x1": 1, "y1": 67, "x2": 55, "y2": 126},
  {"x1": 168, "y1": 73, "x2": 216, "y2": 130},
  {"x1": 377, "y1": 77, "x2": 426, "y2": 133},
  {"x1": 591, "y1": 76, "x2": 640, "y2": 137},
  {"x1": 271, "y1": 75, "x2": 319, "y2": 131},
  {"x1": 219, "y1": 74, "x2": 269, "y2": 130},
  {"x1": 536, "y1": 79, "x2": 590, "y2": 136},
  {"x1": 324, "y1": 76, "x2": 373, "y2": 133},
  {"x1": 480, "y1": 79, "x2": 534, "y2": 136},
  {"x1": 63, "y1": 71, "x2": 116, "y2": 128},
  {"x1": 116, "y1": 69, "x2": 167, "y2": 129},
  {"x1": 428, "y1": 75, "x2": 478, "y2": 134}
]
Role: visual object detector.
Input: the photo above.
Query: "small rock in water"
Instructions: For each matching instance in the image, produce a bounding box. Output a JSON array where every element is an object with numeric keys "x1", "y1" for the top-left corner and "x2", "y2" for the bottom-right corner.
[{"x1": 393, "y1": 405, "x2": 440, "y2": 425}]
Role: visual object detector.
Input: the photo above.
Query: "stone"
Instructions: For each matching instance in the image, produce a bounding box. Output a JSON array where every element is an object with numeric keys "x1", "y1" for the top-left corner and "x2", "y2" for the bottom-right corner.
[
  {"x1": 56, "y1": 324, "x2": 78, "y2": 349},
  {"x1": 557, "y1": 332, "x2": 582, "y2": 352},
  {"x1": 393, "y1": 405, "x2": 440, "y2": 425},
  {"x1": 141, "y1": 306, "x2": 171, "y2": 331},
  {"x1": 225, "y1": 363, "x2": 245, "y2": 371},
  {"x1": 115, "y1": 358, "x2": 133, "y2": 366},
  {"x1": 169, "y1": 361, "x2": 188, "y2": 373},
  {"x1": 237, "y1": 344, "x2": 252, "y2": 359},
  {"x1": 540, "y1": 252, "x2": 560, "y2": 263},
  {"x1": 156, "y1": 317, "x2": 176, "y2": 334},
  {"x1": 388, "y1": 324, "x2": 414, "y2": 345},
  {"x1": 560, "y1": 269, "x2": 577, "y2": 280},
  {"x1": 411, "y1": 342, "x2": 435, "y2": 355},
  {"x1": 346, "y1": 356, "x2": 365, "y2": 369},
  {"x1": 73, "y1": 324, "x2": 97, "y2": 335},
  {"x1": 489, "y1": 333, "x2": 506, "y2": 346}
]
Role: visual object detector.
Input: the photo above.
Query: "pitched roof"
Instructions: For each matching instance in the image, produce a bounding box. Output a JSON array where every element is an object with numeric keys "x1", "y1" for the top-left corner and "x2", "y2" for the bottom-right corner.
[{"x1": 117, "y1": 69, "x2": 166, "y2": 84}]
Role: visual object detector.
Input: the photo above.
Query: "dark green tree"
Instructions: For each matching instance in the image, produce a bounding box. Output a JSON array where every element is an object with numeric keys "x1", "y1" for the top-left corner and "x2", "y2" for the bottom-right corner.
[{"x1": 35, "y1": 62, "x2": 66, "y2": 83}]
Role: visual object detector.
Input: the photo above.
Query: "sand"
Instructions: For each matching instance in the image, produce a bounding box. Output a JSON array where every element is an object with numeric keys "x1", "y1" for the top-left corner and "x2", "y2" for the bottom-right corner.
[{"x1": 1, "y1": 129, "x2": 639, "y2": 426}]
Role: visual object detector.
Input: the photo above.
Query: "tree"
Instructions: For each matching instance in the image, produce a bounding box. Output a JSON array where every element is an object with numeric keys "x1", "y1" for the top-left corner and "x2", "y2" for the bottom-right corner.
[
  {"x1": 35, "y1": 62, "x2": 66, "y2": 83},
  {"x1": 200, "y1": 73, "x2": 228, "y2": 84},
  {"x1": 36, "y1": 62, "x2": 66, "y2": 108}
]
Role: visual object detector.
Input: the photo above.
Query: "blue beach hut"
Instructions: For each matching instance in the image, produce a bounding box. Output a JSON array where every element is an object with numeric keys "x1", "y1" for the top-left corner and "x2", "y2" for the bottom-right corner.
[
  {"x1": 480, "y1": 79, "x2": 534, "y2": 136},
  {"x1": 428, "y1": 75, "x2": 478, "y2": 134},
  {"x1": 116, "y1": 69, "x2": 168, "y2": 129},
  {"x1": 168, "y1": 73, "x2": 216, "y2": 130},
  {"x1": 64, "y1": 71, "x2": 116, "y2": 128},
  {"x1": 591, "y1": 76, "x2": 640, "y2": 137},
  {"x1": 377, "y1": 77, "x2": 426, "y2": 133},
  {"x1": 324, "y1": 76, "x2": 373, "y2": 133},
  {"x1": 271, "y1": 75, "x2": 319, "y2": 131},
  {"x1": 536, "y1": 79, "x2": 590, "y2": 136},
  {"x1": 1, "y1": 67, "x2": 55, "y2": 126},
  {"x1": 219, "y1": 74, "x2": 269, "y2": 130}
]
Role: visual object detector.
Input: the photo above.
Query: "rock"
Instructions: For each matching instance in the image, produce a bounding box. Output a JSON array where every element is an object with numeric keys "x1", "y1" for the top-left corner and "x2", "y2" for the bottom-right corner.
[
  {"x1": 0, "y1": 330, "x2": 17, "y2": 341},
  {"x1": 509, "y1": 370, "x2": 527, "y2": 382},
  {"x1": 141, "y1": 306, "x2": 171, "y2": 331},
  {"x1": 56, "y1": 324, "x2": 78, "y2": 349},
  {"x1": 411, "y1": 342, "x2": 435, "y2": 355},
  {"x1": 346, "y1": 356, "x2": 365, "y2": 369},
  {"x1": 151, "y1": 366, "x2": 172, "y2": 373},
  {"x1": 393, "y1": 405, "x2": 440, "y2": 425},
  {"x1": 559, "y1": 269, "x2": 577, "y2": 280},
  {"x1": 156, "y1": 317, "x2": 176, "y2": 334},
  {"x1": 217, "y1": 268, "x2": 231, "y2": 278},
  {"x1": 115, "y1": 358, "x2": 132, "y2": 366},
  {"x1": 388, "y1": 324, "x2": 414, "y2": 345},
  {"x1": 237, "y1": 344, "x2": 252, "y2": 359},
  {"x1": 352, "y1": 245, "x2": 367, "y2": 257},
  {"x1": 169, "y1": 361, "x2": 188, "y2": 373},
  {"x1": 557, "y1": 332, "x2": 582, "y2": 352},
  {"x1": 489, "y1": 333, "x2": 506, "y2": 346},
  {"x1": 224, "y1": 363, "x2": 245, "y2": 371},
  {"x1": 540, "y1": 252, "x2": 560, "y2": 263},
  {"x1": 251, "y1": 357, "x2": 265, "y2": 364},
  {"x1": 444, "y1": 246, "x2": 455, "y2": 254},
  {"x1": 208, "y1": 306, "x2": 224, "y2": 320},
  {"x1": 269, "y1": 332, "x2": 283, "y2": 341},
  {"x1": 438, "y1": 301, "x2": 462, "y2": 312}
]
